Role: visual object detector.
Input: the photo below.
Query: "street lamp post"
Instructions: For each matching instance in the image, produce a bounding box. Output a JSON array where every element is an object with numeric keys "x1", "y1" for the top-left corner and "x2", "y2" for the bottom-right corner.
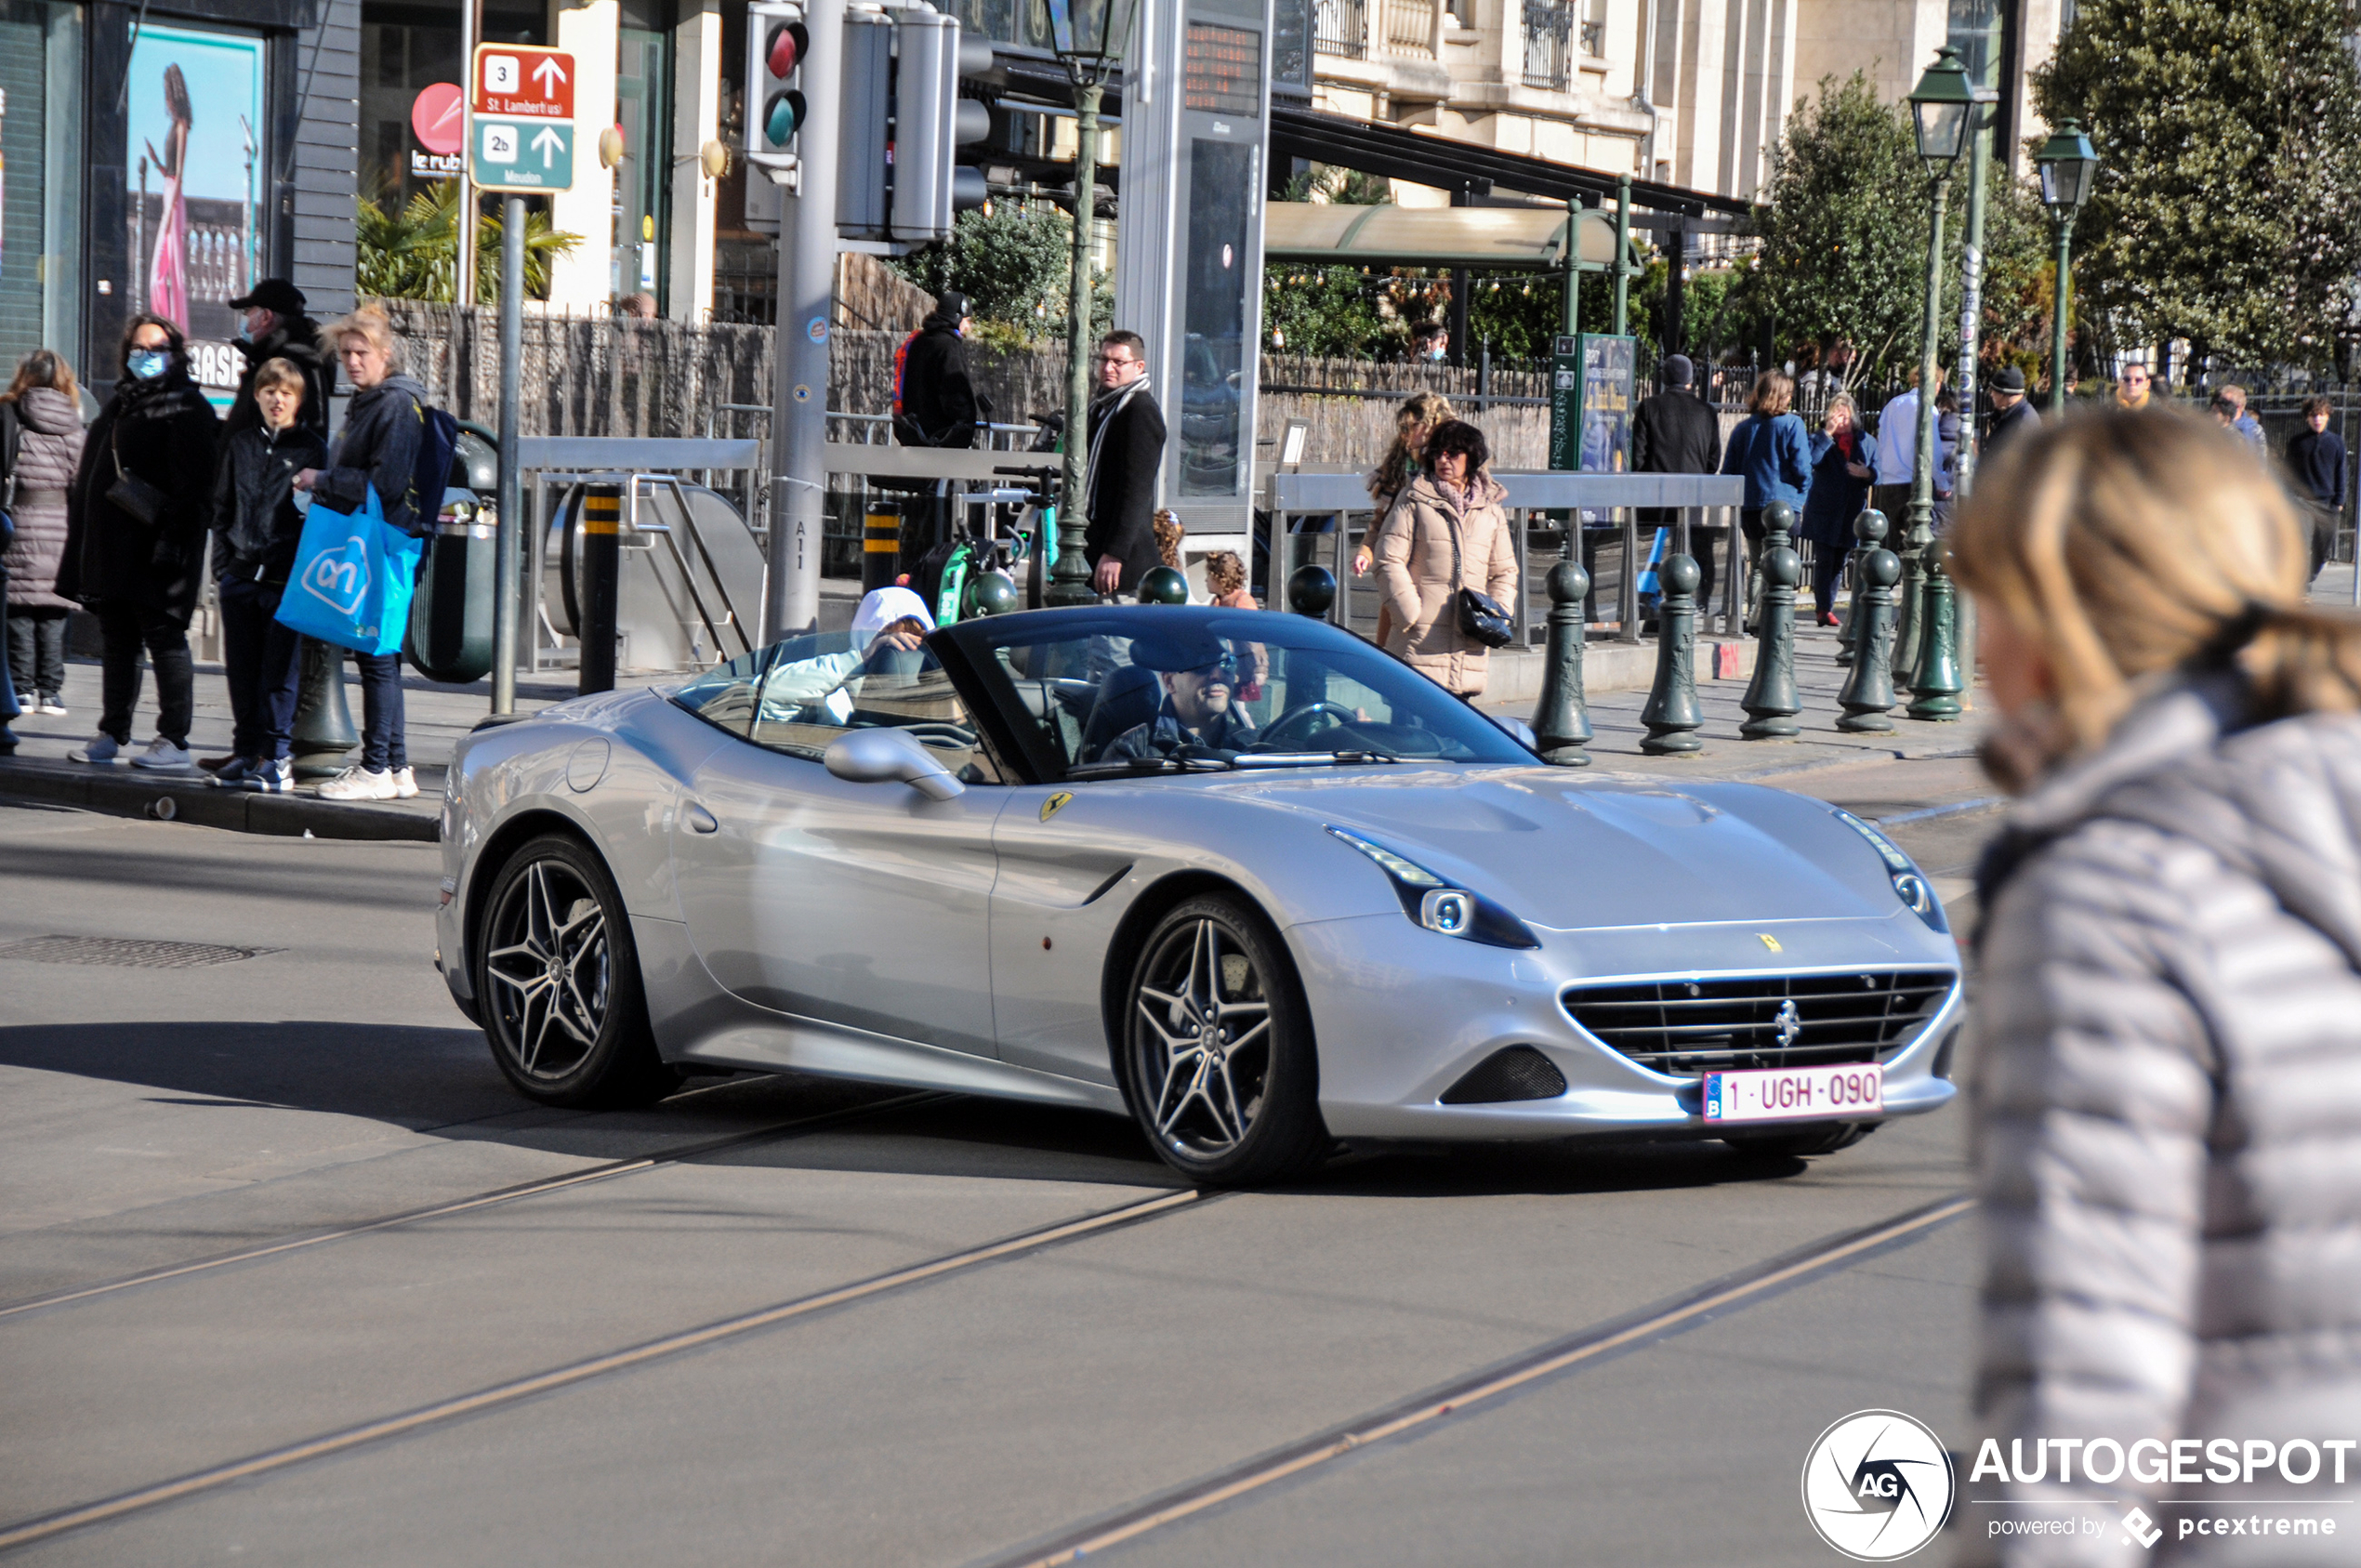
[
  {"x1": 1893, "y1": 47, "x2": 1973, "y2": 687},
  {"x1": 1046, "y1": 0, "x2": 1141, "y2": 606},
  {"x1": 2037, "y1": 118, "x2": 2099, "y2": 417}
]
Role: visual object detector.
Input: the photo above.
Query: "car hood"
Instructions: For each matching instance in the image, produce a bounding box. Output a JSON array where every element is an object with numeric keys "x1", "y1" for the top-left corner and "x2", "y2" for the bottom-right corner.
[{"x1": 1200, "y1": 765, "x2": 1906, "y2": 930}]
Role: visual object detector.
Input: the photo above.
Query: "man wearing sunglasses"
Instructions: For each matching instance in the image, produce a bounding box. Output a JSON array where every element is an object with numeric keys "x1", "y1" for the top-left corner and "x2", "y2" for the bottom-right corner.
[
  {"x1": 1103, "y1": 642, "x2": 1259, "y2": 761},
  {"x1": 2116, "y1": 362, "x2": 2153, "y2": 412}
]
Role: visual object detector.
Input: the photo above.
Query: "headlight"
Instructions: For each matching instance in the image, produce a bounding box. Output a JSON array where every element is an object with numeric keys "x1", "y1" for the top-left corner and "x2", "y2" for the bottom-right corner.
[
  {"x1": 1829, "y1": 808, "x2": 1949, "y2": 934},
  {"x1": 1326, "y1": 826, "x2": 1539, "y2": 949}
]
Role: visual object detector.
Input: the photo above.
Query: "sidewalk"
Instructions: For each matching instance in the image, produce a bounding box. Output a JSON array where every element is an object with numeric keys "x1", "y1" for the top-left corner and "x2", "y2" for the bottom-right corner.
[{"x1": 0, "y1": 587, "x2": 1986, "y2": 838}]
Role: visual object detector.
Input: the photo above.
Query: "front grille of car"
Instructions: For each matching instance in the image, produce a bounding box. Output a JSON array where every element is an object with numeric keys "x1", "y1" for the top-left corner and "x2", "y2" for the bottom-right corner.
[{"x1": 1561, "y1": 969, "x2": 1956, "y2": 1076}]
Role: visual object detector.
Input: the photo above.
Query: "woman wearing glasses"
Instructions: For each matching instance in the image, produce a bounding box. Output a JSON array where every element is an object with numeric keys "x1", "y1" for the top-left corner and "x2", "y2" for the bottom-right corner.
[{"x1": 1372, "y1": 420, "x2": 1518, "y2": 699}]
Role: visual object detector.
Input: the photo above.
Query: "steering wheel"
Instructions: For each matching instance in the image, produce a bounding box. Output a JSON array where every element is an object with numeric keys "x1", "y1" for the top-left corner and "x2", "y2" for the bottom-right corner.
[{"x1": 1260, "y1": 702, "x2": 1360, "y2": 750}]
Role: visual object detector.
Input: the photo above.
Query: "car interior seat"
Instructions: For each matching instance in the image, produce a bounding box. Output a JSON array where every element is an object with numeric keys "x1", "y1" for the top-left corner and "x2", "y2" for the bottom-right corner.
[{"x1": 1079, "y1": 664, "x2": 1163, "y2": 761}]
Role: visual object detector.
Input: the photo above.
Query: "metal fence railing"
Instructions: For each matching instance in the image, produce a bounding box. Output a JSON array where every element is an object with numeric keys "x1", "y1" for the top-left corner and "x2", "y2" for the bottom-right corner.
[
  {"x1": 1313, "y1": 0, "x2": 1367, "y2": 58},
  {"x1": 1523, "y1": 0, "x2": 1575, "y2": 89}
]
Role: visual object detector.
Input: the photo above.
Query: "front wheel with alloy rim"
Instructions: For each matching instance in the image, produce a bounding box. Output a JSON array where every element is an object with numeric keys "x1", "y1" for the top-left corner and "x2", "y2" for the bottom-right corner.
[
  {"x1": 1122, "y1": 894, "x2": 1328, "y2": 1186},
  {"x1": 475, "y1": 833, "x2": 675, "y2": 1106}
]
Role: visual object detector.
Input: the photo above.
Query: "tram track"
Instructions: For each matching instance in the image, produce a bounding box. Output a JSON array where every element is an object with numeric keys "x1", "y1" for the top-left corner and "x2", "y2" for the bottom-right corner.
[{"x1": 0, "y1": 1087, "x2": 953, "y2": 1322}]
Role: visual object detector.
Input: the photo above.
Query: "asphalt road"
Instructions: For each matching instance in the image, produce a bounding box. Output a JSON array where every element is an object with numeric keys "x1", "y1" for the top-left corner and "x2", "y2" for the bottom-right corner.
[{"x1": 0, "y1": 778, "x2": 2000, "y2": 1567}]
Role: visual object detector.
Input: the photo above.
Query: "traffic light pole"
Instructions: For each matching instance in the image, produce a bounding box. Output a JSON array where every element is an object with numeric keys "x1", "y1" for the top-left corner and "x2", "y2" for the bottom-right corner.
[{"x1": 765, "y1": 0, "x2": 841, "y2": 643}]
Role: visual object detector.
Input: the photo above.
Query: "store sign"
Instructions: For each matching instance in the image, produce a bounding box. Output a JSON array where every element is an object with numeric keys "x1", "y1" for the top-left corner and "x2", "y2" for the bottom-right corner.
[{"x1": 412, "y1": 83, "x2": 465, "y2": 153}]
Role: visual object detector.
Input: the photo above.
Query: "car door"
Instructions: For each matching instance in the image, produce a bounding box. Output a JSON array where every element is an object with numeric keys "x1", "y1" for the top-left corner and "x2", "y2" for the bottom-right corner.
[{"x1": 668, "y1": 642, "x2": 1008, "y2": 1057}]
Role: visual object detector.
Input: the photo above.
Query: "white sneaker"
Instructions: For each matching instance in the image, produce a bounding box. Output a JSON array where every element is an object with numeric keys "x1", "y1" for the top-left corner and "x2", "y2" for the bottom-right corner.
[
  {"x1": 242, "y1": 758, "x2": 295, "y2": 794},
  {"x1": 38, "y1": 702, "x2": 67, "y2": 717},
  {"x1": 389, "y1": 766, "x2": 419, "y2": 799},
  {"x1": 69, "y1": 733, "x2": 122, "y2": 764},
  {"x1": 130, "y1": 737, "x2": 194, "y2": 771},
  {"x1": 318, "y1": 765, "x2": 397, "y2": 801}
]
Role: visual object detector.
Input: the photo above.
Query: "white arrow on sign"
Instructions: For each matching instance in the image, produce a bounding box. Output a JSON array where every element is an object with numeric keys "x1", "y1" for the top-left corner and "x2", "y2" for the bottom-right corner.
[
  {"x1": 532, "y1": 125, "x2": 566, "y2": 167},
  {"x1": 532, "y1": 55, "x2": 567, "y2": 97}
]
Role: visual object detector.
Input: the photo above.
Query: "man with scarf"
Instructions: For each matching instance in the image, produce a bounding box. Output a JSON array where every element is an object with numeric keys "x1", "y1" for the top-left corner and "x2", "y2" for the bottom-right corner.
[{"x1": 1085, "y1": 331, "x2": 1165, "y2": 596}]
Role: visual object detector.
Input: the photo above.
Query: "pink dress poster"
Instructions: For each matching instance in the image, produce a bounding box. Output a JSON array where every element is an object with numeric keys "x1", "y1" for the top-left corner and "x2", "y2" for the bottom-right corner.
[{"x1": 127, "y1": 23, "x2": 266, "y2": 407}]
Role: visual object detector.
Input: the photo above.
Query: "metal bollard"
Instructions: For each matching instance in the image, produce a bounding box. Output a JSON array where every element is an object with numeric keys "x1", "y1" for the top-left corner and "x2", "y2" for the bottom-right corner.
[
  {"x1": 1834, "y1": 508, "x2": 1887, "y2": 668},
  {"x1": 1906, "y1": 550, "x2": 1965, "y2": 720},
  {"x1": 1286, "y1": 565, "x2": 1337, "y2": 618},
  {"x1": 1640, "y1": 554, "x2": 1704, "y2": 755},
  {"x1": 1138, "y1": 566, "x2": 1190, "y2": 605},
  {"x1": 861, "y1": 507, "x2": 900, "y2": 591},
  {"x1": 1892, "y1": 528, "x2": 1927, "y2": 683},
  {"x1": 1838, "y1": 547, "x2": 1902, "y2": 731},
  {"x1": 1740, "y1": 504, "x2": 1801, "y2": 739},
  {"x1": 289, "y1": 638, "x2": 358, "y2": 780},
  {"x1": 578, "y1": 486, "x2": 622, "y2": 695},
  {"x1": 1530, "y1": 559, "x2": 1593, "y2": 766}
]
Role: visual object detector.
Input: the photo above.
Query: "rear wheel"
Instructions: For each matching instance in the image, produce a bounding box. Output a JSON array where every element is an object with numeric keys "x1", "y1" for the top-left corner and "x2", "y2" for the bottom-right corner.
[
  {"x1": 475, "y1": 833, "x2": 675, "y2": 1107},
  {"x1": 1122, "y1": 895, "x2": 1328, "y2": 1187},
  {"x1": 1722, "y1": 1122, "x2": 1879, "y2": 1158}
]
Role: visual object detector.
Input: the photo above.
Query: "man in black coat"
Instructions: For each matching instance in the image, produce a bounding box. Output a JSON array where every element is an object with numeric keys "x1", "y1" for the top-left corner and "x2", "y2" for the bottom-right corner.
[
  {"x1": 225, "y1": 279, "x2": 335, "y2": 439},
  {"x1": 1630, "y1": 354, "x2": 1725, "y2": 604},
  {"x1": 1980, "y1": 365, "x2": 2040, "y2": 466},
  {"x1": 892, "y1": 291, "x2": 981, "y2": 450},
  {"x1": 1085, "y1": 331, "x2": 1166, "y2": 595}
]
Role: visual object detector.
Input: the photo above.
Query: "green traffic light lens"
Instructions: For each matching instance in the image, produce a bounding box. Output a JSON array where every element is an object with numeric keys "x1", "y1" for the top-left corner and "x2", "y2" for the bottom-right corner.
[{"x1": 763, "y1": 89, "x2": 803, "y2": 146}]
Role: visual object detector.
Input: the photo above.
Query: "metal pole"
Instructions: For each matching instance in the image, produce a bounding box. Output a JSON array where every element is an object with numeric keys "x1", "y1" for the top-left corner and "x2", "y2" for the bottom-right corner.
[
  {"x1": 457, "y1": 0, "x2": 481, "y2": 306},
  {"x1": 1048, "y1": 75, "x2": 1102, "y2": 606},
  {"x1": 1613, "y1": 174, "x2": 1632, "y2": 336},
  {"x1": 1896, "y1": 174, "x2": 1951, "y2": 680},
  {"x1": 2049, "y1": 217, "x2": 2074, "y2": 416},
  {"x1": 765, "y1": 0, "x2": 843, "y2": 641},
  {"x1": 1562, "y1": 198, "x2": 1580, "y2": 335},
  {"x1": 492, "y1": 194, "x2": 523, "y2": 715}
]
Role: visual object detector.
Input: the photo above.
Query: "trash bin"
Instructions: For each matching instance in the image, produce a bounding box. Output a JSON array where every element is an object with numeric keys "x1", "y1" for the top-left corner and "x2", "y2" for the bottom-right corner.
[{"x1": 403, "y1": 423, "x2": 501, "y2": 684}]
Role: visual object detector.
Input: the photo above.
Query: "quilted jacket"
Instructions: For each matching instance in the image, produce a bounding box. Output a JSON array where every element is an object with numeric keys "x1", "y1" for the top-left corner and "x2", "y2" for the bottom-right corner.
[
  {"x1": 1964, "y1": 672, "x2": 2361, "y2": 1564},
  {"x1": 1373, "y1": 472, "x2": 1518, "y2": 697}
]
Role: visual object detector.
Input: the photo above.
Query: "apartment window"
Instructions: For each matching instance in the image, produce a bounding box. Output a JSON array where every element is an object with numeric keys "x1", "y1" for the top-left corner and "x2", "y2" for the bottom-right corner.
[{"x1": 1522, "y1": 0, "x2": 1574, "y2": 88}]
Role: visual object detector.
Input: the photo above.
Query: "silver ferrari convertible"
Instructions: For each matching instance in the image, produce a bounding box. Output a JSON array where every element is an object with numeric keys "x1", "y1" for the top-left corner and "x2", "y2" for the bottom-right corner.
[{"x1": 434, "y1": 606, "x2": 1961, "y2": 1184}]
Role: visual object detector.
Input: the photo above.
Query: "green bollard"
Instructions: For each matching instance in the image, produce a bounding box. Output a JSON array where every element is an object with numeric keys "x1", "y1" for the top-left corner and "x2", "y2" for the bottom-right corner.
[
  {"x1": 1838, "y1": 547, "x2": 1902, "y2": 732},
  {"x1": 1640, "y1": 554, "x2": 1704, "y2": 755},
  {"x1": 1286, "y1": 565, "x2": 1337, "y2": 618},
  {"x1": 1530, "y1": 559, "x2": 1593, "y2": 765},
  {"x1": 1834, "y1": 508, "x2": 1887, "y2": 668},
  {"x1": 968, "y1": 573, "x2": 1020, "y2": 617},
  {"x1": 1137, "y1": 565, "x2": 1190, "y2": 605},
  {"x1": 1906, "y1": 550, "x2": 1965, "y2": 720},
  {"x1": 1739, "y1": 505, "x2": 1801, "y2": 739},
  {"x1": 290, "y1": 639, "x2": 359, "y2": 780}
]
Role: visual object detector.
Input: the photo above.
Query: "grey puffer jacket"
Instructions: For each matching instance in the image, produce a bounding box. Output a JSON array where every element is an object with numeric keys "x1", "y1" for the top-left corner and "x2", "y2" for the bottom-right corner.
[
  {"x1": 1964, "y1": 673, "x2": 2361, "y2": 1565},
  {"x1": 4, "y1": 387, "x2": 86, "y2": 607}
]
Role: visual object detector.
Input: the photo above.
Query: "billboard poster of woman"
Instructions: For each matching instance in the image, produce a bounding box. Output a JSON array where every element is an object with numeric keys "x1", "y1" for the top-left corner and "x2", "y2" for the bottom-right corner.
[{"x1": 126, "y1": 23, "x2": 266, "y2": 403}]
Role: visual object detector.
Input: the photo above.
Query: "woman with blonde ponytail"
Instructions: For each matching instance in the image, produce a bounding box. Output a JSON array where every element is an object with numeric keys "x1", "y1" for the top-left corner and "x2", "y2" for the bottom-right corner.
[{"x1": 1952, "y1": 405, "x2": 2361, "y2": 1562}]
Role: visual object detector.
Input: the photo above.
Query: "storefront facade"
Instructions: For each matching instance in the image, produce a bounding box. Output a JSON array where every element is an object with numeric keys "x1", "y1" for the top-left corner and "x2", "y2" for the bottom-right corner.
[{"x1": 1, "y1": 0, "x2": 359, "y2": 402}]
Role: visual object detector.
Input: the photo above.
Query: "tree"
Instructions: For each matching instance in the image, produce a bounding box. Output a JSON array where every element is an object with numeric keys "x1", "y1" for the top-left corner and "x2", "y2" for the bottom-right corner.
[
  {"x1": 2033, "y1": 0, "x2": 2361, "y2": 370},
  {"x1": 889, "y1": 202, "x2": 1075, "y2": 341},
  {"x1": 354, "y1": 184, "x2": 577, "y2": 303}
]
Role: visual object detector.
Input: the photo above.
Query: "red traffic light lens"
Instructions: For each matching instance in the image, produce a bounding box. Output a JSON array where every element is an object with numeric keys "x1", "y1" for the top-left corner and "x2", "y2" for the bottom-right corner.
[
  {"x1": 766, "y1": 22, "x2": 805, "y2": 78},
  {"x1": 762, "y1": 89, "x2": 804, "y2": 145}
]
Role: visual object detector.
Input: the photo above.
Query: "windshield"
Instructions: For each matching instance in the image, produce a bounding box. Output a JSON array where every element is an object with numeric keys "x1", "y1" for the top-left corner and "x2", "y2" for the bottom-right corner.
[
  {"x1": 941, "y1": 607, "x2": 1533, "y2": 781},
  {"x1": 667, "y1": 626, "x2": 996, "y2": 781}
]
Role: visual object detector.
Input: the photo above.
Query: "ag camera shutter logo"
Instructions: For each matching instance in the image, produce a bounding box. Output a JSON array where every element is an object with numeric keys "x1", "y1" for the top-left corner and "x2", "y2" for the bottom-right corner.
[{"x1": 1802, "y1": 1409, "x2": 1956, "y2": 1561}]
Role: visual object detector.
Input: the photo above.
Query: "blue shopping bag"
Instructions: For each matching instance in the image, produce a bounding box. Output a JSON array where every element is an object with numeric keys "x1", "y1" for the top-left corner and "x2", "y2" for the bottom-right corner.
[
  {"x1": 1633, "y1": 526, "x2": 1670, "y2": 611},
  {"x1": 273, "y1": 488, "x2": 426, "y2": 656}
]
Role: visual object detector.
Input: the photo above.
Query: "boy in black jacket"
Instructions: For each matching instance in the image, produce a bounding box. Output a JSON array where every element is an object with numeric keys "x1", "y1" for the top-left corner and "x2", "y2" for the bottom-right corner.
[{"x1": 210, "y1": 358, "x2": 326, "y2": 793}]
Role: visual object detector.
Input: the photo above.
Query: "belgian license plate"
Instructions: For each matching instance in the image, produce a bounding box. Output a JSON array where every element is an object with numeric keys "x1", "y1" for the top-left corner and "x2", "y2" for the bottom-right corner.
[{"x1": 1702, "y1": 1062, "x2": 1882, "y2": 1123}]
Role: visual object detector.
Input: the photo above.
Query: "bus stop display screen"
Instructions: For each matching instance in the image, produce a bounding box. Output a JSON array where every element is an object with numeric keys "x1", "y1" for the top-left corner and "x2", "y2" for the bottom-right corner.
[{"x1": 1185, "y1": 24, "x2": 1261, "y2": 115}]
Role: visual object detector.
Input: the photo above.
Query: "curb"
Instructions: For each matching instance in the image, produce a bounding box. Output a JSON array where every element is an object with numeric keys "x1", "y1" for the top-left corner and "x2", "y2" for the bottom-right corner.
[{"x1": 0, "y1": 758, "x2": 440, "y2": 842}]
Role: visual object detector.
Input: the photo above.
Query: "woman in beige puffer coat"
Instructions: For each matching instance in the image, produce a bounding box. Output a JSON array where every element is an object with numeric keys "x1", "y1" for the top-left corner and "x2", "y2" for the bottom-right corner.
[
  {"x1": 1950, "y1": 408, "x2": 2361, "y2": 1565},
  {"x1": 1374, "y1": 418, "x2": 1517, "y2": 698}
]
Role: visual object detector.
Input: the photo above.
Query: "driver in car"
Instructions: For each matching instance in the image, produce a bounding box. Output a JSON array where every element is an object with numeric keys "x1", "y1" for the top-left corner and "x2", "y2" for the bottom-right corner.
[{"x1": 1103, "y1": 639, "x2": 1260, "y2": 760}]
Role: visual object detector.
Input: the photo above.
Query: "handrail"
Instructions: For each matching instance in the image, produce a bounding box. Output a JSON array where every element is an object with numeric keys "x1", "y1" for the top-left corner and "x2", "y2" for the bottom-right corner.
[{"x1": 625, "y1": 473, "x2": 757, "y2": 660}]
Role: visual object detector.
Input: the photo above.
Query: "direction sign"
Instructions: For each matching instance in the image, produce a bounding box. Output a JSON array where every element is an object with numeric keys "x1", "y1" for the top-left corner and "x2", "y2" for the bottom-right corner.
[
  {"x1": 471, "y1": 117, "x2": 574, "y2": 191},
  {"x1": 471, "y1": 44, "x2": 574, "y2": 120}
]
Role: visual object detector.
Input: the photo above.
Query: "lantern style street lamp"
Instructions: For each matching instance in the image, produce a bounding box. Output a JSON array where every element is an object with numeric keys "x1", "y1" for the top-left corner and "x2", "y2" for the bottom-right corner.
[
  {"x1": 1045, "y1": 0, "x2": 1141, "y2": 604},
  {"x1": 2037, "y1": 117, "x2": 2099, "y2": 415},
  {"x1": 1891, "y1": 47, "x2": 1974, "y2": 690}
]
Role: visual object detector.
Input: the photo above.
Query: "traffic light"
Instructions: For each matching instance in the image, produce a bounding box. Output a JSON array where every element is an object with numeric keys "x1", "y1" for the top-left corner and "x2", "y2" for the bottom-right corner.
[
  {"x1": 890, "y1": 11, "x2": 993, "y2": 245},
  {"x1": 745, "y1": 0, "x2": 808, "y2": 187}
]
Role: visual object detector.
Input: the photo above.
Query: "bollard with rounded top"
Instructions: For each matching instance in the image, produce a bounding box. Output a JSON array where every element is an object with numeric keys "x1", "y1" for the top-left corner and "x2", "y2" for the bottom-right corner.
[
  {"x1": 1530, "y1": 559, "x2": 1593, "y2": 765},
  {"x1": 1838, "y1": 547, "x2": 1902, "y2": 731},
  {"x1": 1906, "y1": 549, "x2": 1965, "y2": 720},
  {"x1": 1640, "y1": 554, "x2": 1704, "y2": 754},
  {"x1": 1739, "y1": 506, "x2": 1802, "y2": 739},
  {"x1": 1892, "y1": 527, "x2": 1928, "y2": 682},
  {"x1": 1835, "y1": 508, "x2": 1887, "y2": 668},
  {"x1": 1286, "y1": 564, "x2": 1337, "y2": 618},
  {"x1": 290, "y1": 639, "x2": 358, "y2": 780},
  {"x1": 1137, "y1": 565, "x2": 1190, "y2": 605},
  {"x1": 968, "y1": 572, "x2": 1020, "y2": 617}
]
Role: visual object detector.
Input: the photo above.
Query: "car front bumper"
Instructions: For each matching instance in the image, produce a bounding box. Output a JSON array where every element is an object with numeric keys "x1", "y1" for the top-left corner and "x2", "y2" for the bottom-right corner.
[{"x1": 1287, "y1": 911, "x2": 1961, "y2": 1142}]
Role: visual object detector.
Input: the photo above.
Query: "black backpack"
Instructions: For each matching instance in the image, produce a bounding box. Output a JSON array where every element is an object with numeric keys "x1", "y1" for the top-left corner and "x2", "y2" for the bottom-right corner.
[{"x1": 399, "y1": 402, "x2": 461, "y2": 538}]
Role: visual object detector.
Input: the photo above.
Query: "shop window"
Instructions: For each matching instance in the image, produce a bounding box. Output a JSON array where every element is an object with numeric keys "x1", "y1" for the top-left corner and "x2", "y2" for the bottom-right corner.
[{"x1": 0, "y1": 0, "x2": 83, "y2": 376}]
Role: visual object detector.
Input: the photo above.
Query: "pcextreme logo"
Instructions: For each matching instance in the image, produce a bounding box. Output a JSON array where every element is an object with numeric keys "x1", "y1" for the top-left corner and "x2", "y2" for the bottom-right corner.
[{"x1": 1802, "y1": 1409, "x2": 1958, "y2": 1561}]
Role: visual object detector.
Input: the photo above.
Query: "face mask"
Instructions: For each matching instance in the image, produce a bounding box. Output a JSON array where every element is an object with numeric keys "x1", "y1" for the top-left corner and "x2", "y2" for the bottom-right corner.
[{"x1": 127, "y1": 349, "x2": 170, "y2": 381}]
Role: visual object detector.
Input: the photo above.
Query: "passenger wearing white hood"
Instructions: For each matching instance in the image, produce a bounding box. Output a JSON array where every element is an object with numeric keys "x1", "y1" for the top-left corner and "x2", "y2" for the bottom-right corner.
[{"x1": 756, "y1": 587, "x2": 936, "y2": 718}]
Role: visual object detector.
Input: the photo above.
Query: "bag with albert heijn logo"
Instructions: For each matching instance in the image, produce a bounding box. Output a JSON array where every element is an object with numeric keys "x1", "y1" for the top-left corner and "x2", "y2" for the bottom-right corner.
[{"x1": 273, "y1": 485, "x2": 426, "y2": 656}]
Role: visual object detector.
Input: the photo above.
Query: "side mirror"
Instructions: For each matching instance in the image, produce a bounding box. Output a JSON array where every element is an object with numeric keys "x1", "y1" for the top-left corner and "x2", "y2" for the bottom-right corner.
[{"x1": 824, "y1": 728, "x2": 965, "y2": 800}]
